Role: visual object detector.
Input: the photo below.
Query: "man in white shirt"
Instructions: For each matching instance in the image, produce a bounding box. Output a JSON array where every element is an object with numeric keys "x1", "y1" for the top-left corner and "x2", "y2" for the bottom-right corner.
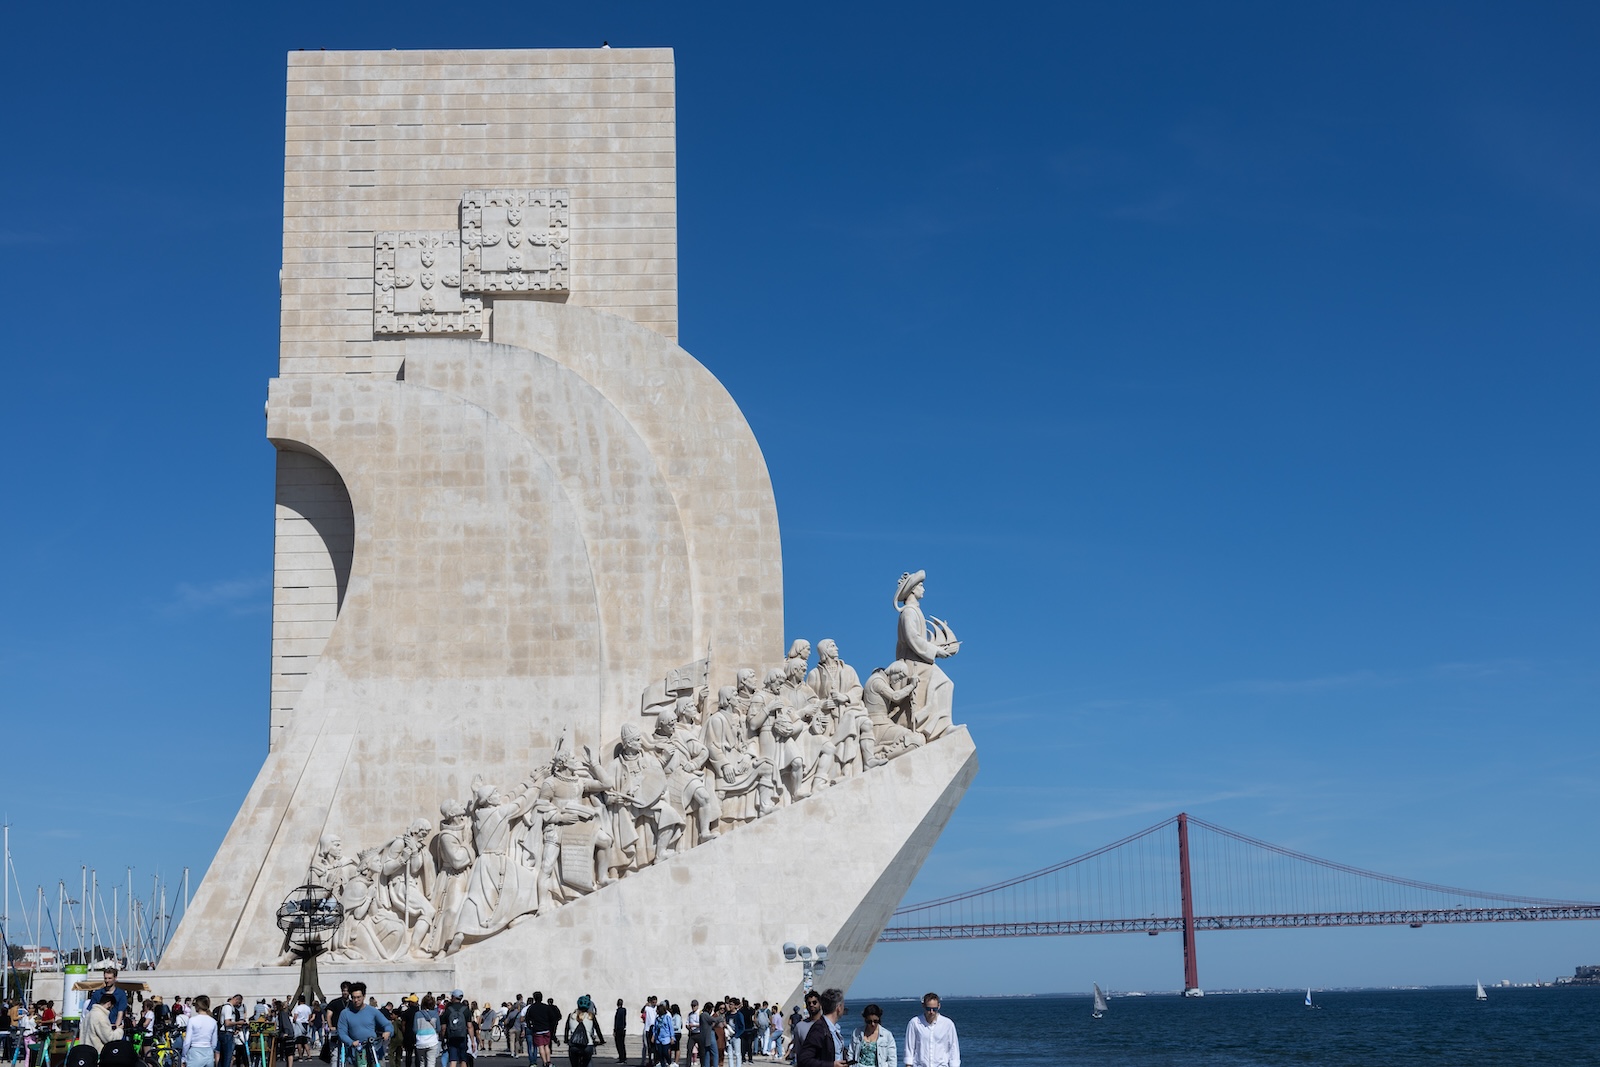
[
  {"x1": 902, "y1": 993, "x2": 958, "y2": 1067},
  {"x1": 638, "y1": 999, "x2": 657, "y2": 1067}
]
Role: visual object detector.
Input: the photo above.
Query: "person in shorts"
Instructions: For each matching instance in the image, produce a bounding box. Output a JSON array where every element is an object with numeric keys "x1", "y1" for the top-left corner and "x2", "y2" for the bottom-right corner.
[{"x1": 440, "y1": 992, "x2": 474, "y2": 1067}]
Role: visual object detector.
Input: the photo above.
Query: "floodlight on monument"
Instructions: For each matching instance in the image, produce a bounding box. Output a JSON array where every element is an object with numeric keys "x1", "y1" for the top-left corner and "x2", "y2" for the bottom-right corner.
[
  {"x1": 784, "y1": 938, "x2": 822, "y2": 993},
  {"x1": 275, "y1": 884, "x2": 343, "y2": 1006}
]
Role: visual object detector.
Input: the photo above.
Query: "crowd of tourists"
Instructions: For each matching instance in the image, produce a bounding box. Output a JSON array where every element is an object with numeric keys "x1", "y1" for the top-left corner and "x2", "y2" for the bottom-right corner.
[{"x1": 2, "y1": 967, "x2": 960, "y2": 1067}]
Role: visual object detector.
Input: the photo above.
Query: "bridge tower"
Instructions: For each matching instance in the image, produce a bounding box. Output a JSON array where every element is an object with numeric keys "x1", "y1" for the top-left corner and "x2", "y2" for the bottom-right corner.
[{"x1": 1177, "y1": 812, "x2": 1200, "y2": 994}]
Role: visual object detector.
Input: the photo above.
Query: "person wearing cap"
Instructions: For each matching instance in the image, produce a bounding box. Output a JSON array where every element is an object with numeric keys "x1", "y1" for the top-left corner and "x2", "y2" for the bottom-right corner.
[
  {"x1": 439, "y1": 990, "x2": 473, "y2": 1067},
  {"x1": 562, "y1": 997, "x2": 602, "y2": 1067},
  {"x1": 397, "y1": 995, "x2": 420, "y2": 1067}
]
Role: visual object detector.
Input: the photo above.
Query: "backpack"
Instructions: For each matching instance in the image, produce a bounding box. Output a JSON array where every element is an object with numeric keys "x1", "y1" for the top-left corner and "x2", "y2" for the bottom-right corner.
[
  {"x1": 567, "y1": 1017, "x2": 590, "y2": 1050},
  {"x1": 443, "y1": 1003, "x2": 470, "y2": 1042}
]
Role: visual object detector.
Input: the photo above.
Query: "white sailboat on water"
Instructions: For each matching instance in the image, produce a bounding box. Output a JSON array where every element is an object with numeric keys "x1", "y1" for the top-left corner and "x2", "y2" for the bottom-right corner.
[
  {"x1": 1092, "y1": 983, "x2": 1108, "y2": 1019},
  {"x1": 1475, "y1": 981, "x2": 1488, "y2": 1001},
  {"x1": 1304, "y1": 988, "x2": 1314, "y2": 1008}
]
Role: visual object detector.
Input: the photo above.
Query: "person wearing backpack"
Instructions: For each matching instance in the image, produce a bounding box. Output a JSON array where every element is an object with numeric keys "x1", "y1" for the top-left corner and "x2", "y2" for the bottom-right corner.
[
  {"x1": 412, "y1": 995, "x2": 440, "y2": 1067},
  {"x1": 439, "y1": 992, "x2": 475, "y2": 1067},
  {"x1": 648, "y1": 1007, "x2": 675, "y2": 1067},
  {"x1": 561, "y1": 997, "x2": 603, "y2": 1067}
]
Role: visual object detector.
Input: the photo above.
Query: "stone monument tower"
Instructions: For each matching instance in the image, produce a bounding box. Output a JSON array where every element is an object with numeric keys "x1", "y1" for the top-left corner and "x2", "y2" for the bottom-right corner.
[{"x1": 156, "y1": 47, "x2": 977, "y2": 1004}]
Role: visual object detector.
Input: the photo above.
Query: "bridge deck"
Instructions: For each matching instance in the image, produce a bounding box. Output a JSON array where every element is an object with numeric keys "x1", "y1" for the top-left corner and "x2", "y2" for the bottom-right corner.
[{"x1": 879, "y1": 905, "x2": 1600, "y2": 941}]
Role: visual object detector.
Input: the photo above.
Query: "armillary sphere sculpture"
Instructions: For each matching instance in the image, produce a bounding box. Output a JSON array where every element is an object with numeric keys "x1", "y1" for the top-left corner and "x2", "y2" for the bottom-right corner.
[{"x1": 276, "y1": 884, "x2": 344, "y2": 1005}]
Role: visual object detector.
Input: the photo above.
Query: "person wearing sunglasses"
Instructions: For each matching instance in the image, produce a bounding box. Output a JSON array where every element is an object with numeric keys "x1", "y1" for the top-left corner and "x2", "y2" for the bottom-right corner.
[
  {"x1": 794, "y1": 990, "x2": 845, "y2": 1067},
  {"x1": 846, "y1": 1006, "x2": 895, "y2": 1067},
  {"x1": 902, "y1": 995, "x2": 958, "y2": 1067}
]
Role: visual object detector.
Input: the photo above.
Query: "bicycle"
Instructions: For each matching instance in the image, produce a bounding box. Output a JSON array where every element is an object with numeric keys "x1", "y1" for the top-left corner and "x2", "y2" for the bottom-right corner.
[
  {"x1": 143, "y1": 1029, "x2": 180, "y2": 1067},
  {"x1": 338, "y1": 1040, "x2": 384, "y2": 1067}
]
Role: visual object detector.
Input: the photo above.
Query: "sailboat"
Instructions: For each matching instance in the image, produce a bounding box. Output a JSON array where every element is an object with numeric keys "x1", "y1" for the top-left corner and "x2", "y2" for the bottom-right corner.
[
  {"x1": 1304, "y1": 988, "x2": 1314, "y2": 1009},
  {"x1": 1475, "y1": 981, "x2": 1488, "y2": 1001},
  {"x1": 1092, "y1": 983, "x2": 1108, "y2": 1019}
]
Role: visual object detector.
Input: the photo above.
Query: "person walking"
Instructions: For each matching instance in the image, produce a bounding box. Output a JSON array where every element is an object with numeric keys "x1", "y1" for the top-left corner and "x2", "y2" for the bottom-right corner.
[
  {"x1": 845, "y1": 1006, "x2": 894, "y2": 1067},
  {"x1": 562, "y1": 996, "x2": 603, "y2": 1067},
  {"x1": 611, "y1": 1001, "x2": 628, "y2": 1064},
  {"x1": 523, "y1": 993, "x2": 558, "y2": 1067},
  {"x1": 901, "y1": 994, "x2": 957, "y2": 1067},
  {"x1": 439, "y1": 992, "x2": 474, "y2": 1067},
  {"x1": 794, "y1": 990, "x2": 844, "y2": 1067},
  {"x1": 183, "y1": 997, "x2": 219, "y2": 1067},
  {"x1": 336, "y1": 984, "x2": 393, "y2": 1067},
  {"x1": 505, "y1": 999, "x2": 525, "y2": 1058},
  {"x1": 336, "y1": 985, "x2": 393, "y2": 1067},
  {"x1": 412, "y1": 996, "x2": 440, "y2": 1067},
  {"x1": 790, "y1": 994, "x2": 820, "y2": 1062}
]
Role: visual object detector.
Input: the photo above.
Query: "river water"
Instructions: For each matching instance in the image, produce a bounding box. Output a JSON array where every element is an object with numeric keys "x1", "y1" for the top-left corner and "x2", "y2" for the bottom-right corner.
[{"x1": 857, "y1": 987, "x2": 1600, "y2": 1066}]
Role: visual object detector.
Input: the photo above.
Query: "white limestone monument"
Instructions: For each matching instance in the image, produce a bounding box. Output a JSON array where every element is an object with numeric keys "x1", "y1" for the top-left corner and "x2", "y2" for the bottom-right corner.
[{"x1": 156, "y1": 47, "x2": 978, "y2": 1004}]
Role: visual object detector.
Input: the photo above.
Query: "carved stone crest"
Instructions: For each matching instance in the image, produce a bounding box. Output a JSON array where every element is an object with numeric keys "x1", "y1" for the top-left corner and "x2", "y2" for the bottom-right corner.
[
  {"x1": 461, "y1": 189, "x2": 570, "y2": 294},
  {"x1": 374, "y1": 231, "x2": 482, "y2": 335}
]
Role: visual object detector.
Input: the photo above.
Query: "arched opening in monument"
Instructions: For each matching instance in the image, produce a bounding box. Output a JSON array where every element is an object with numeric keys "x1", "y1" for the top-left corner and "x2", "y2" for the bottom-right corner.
[{"x1": 267, "y1": 445, "x2": 355, "y2": 749}]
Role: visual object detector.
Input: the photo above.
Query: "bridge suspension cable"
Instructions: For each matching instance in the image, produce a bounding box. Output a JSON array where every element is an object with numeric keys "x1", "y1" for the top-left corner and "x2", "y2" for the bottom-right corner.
[{"x1": 880, "y1": 813, "x2": 1600, "y2": 992}]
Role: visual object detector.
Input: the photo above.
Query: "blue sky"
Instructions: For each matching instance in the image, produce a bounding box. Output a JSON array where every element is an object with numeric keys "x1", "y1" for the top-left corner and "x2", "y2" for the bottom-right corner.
[{"x1": 2, "y1": 2, "x2": 1597, "y2": 994}]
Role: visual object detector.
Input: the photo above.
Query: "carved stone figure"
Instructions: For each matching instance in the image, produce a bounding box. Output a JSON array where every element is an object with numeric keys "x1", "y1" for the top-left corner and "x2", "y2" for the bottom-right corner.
[
  {"x1": 309, "y1": 833, "x2": 356, "y2": 895},
  {"x1": 537, "y1": 738, "x2": 614, "y2": 902},
  {"x1": 862, "y1": 662, "x2": 926, "y2": 759},
  {"x1": 785, "y1": 638, "x2": 812, "y2": 679},
  {"x1": 781, "y1": 656, "x2": 841, "y2": 791},
  {"x1": 423, "y1": 798, "x2": 474, "y2": 956},
  {"x1": 757, "y1": 667, "x2": 810, "y2": 801},
  {"x1": 807, "y1": 638, "x2": 881, "y2": 776},
  {"x1": 742, "y1": 668, "x2": 783, "y2": 771},
  {"x1": 338, "y1": 848, "x2": 407, "y2": 961},
  {"x1": 585, "y1": 723, "x2": 682, "y2": 875},
  {"x1": 704, "y1": 685, "x2": 776, "y2": 825},
  {"x1": 649, "y1": 706, "x2": 720, "y2": 850},
  {"x1": 446, "y1": 775, "x2": 543, "y2": 953},
  {"x1": 894, "y1": 570, "x2": 960, "y2": 739},
  {"x1": 378, "y1": 818, "x2": 435, "y2": 956}
]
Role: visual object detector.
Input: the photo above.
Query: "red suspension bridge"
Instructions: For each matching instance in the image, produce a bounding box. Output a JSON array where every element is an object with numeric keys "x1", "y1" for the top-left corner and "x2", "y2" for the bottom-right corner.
[{"x1": 879, "y1": 813, "x2": 1600, "y2": 993}]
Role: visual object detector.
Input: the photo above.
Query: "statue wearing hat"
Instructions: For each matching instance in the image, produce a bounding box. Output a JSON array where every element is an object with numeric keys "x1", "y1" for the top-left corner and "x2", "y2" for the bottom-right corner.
[{"x1": 894, "y1": 569, "x2": 960, "y2": 740}]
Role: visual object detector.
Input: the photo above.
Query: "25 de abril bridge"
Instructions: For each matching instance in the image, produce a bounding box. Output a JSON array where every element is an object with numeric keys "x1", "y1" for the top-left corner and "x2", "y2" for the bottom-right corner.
[{"x1": 878, "y1": 813, "x2": 1600, "y2": 993}]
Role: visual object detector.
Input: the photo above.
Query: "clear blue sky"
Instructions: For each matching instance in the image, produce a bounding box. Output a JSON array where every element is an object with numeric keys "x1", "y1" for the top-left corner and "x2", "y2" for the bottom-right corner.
[{"x1": 2, "y1": 1, "x2": 1597, "y2": 994}]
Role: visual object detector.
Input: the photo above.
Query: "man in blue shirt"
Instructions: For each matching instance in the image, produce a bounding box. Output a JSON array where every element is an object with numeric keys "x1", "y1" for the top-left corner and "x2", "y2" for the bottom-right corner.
[
  {"x1": 87, "y1": 968, "x2": 128, "y2": 1029},
  {"x1": 337, "y1": 983, "x2": 394, "y2": 1063},
  {"x1": 724, "y1": 1006, "x2": 744, "y2": 1067}
]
